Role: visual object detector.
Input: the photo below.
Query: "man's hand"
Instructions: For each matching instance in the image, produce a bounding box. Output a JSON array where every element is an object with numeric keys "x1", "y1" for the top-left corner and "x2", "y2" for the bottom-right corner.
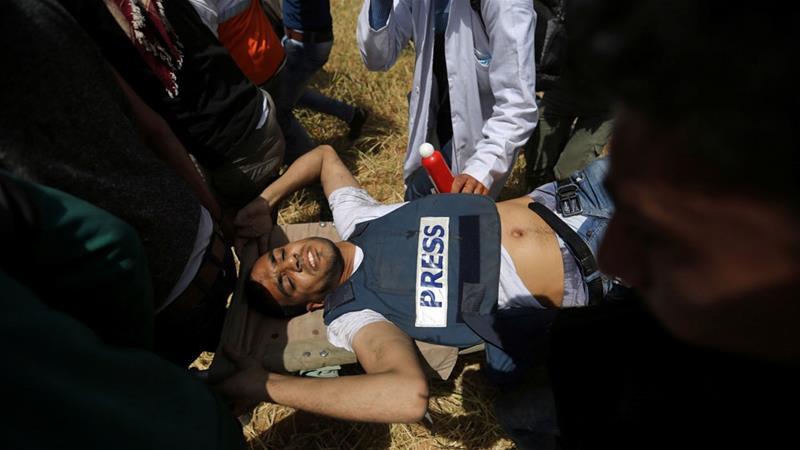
[
  {"x1": 231, "y1": 145, "x2": 362, "y2": 255},
  {"x1": 450, "y1": 174, "x2": 490, "y2": 196},
  {"x1": 210, "y1": 324, "x2": 428, "y2": 423},
  {"x1": 234, "y1": 197, "x2": 273, "y2": 254},
  {"x1": 212, "y1": 346, "x2": 271, "y2": 417}
]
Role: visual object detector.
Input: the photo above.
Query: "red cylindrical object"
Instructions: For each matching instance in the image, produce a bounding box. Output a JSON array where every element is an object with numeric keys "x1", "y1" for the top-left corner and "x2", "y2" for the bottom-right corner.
[{"x1": 419, "y1": 143, "x2": 454, "y2": 194}]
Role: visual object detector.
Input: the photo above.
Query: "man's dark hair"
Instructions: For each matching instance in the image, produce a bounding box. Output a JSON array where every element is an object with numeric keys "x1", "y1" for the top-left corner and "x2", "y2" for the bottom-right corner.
[
  {"x1": 244, "y1": 279, "x2": 307, "y2": 318},
  {"x1": 567, "y1": 0, "x2": 799, "y2": 202}
]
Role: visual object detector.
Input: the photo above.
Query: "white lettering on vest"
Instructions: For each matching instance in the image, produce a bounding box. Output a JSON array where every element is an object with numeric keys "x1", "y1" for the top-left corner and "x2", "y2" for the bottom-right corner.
[{"x1": 415, "y1": 217, "x2": 449, "y2": 327}]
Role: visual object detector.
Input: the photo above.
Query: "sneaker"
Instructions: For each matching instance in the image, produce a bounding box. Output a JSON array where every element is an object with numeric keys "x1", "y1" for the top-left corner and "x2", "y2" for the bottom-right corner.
[{"x1": 348, "y1": 107, "x2": 368, "y2": 140}]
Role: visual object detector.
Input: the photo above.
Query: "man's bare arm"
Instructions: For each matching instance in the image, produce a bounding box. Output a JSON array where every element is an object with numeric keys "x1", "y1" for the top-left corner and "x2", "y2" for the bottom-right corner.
[
  {"x1": 234, "y1": 145, "x2": 360, "y2": 252},
  {"x1": 214, "y1": 321, "x2": 429, "y2": 423},
  {"x1": 262, "y1": 145, "x2": 360, "y2": 210}
]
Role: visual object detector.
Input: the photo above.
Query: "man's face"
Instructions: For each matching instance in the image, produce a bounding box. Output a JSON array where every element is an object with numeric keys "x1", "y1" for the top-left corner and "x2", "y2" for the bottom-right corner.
[
  {"x1": 250, "y1": 237, "x2": 343, "y2": 306},
  {"x1": 599, "y1": 108, "x2": 800, "y2": 352}
]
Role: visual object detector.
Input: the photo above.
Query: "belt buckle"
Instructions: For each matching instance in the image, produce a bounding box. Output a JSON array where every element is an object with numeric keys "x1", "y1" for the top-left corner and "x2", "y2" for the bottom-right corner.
[
  {"x1": 285, "y1": 27, "x2": 303, "y2": 42},
  {"x1": 556, "y1": 184, "x2": 582, "y2": 217}
]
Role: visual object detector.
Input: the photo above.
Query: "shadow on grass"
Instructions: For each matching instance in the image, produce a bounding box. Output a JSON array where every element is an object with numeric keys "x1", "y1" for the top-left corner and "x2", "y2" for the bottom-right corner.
[
  {"x1": 243, "y1": 355, "x2": 512, "y2": 449},
  {"x1": 248, "y1": 409, "x2": 392, "y2": 450},
  {"x1": 299, "y1": 68, "x2": 407, "y2": 157},
  {"x1": 421, "y1": 354, "x2": 512, "y2": 449}
]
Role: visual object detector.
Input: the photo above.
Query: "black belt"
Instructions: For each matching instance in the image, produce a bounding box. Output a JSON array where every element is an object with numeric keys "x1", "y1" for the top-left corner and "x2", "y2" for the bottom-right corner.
[
  {"x1": 284, "y1": 27, "x2": 333, "y2": 43},
  {"x1": 528, "y1": 201, "x2": 604, "y2": 306}
]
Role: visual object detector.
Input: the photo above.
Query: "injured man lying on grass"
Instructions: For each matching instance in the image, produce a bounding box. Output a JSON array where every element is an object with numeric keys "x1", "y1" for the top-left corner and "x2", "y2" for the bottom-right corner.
[{"x1": 212, "y1": 145, "x2": 621, "y2": 423}]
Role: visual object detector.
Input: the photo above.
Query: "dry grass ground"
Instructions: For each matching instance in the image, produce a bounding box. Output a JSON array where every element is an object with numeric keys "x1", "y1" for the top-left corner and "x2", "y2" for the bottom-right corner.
[
  {"x1": 240, "y1": 1, "x2": 531, "y2": 447},
  {"x1": 241, "y1": 353, "x2": 514, "y2": 449}
]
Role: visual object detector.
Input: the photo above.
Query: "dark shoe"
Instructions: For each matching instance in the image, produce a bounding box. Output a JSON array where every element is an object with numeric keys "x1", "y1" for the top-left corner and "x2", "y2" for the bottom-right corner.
[{"x1": 348, "y1": 107, "x2": 368, "y2": 140}]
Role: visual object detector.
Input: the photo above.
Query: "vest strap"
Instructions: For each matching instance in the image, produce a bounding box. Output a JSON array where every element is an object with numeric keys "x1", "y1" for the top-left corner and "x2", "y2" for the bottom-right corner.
[
  {"x1": 528, "y1": 202, "x2": 604, "y2": 305},
  {"x1": 325, "y1": 279, "x2": 355, "y2": 311},
  {"x1": 458, "y1": 215, "x2": 481, "y2": 284}
]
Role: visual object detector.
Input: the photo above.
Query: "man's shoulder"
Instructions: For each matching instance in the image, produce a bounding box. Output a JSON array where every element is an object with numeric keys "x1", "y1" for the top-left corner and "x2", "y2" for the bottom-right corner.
[
  {"x1": 326, "y1": 309, "x2": 390, "y2": 353},
  {"x1": 329, "y1": 187, "x2": 406, "y2": 239}
]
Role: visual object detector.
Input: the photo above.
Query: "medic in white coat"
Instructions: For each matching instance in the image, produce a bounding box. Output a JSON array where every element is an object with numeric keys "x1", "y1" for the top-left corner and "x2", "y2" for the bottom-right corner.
[{"x1": 357, "y1": 0, "x2": 538, "y2": 198}]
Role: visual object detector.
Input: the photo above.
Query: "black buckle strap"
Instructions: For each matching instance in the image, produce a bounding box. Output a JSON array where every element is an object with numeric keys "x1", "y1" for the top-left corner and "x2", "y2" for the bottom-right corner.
[
  {"x1": 528, "y1": 201, "x2": 603, "y2": 306},
  {"x1": 556, "y1": 179, "x2": 582, "y2": 217}
]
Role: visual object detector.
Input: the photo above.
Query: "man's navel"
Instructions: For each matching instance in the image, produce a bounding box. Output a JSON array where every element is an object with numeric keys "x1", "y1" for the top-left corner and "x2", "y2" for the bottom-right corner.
[{"x1": 505, "y1": 224, "x2": 553, "y2": 242}]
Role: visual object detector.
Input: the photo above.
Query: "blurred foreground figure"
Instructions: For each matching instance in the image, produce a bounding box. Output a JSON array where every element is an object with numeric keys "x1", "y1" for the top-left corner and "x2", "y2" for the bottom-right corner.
[
  {"x1": 544, "y1": 1, "x2": 800, "y2": 449},
  {"x1": 0, "y1": 170, "x2": 244, "y2": 449},
  {"x1": 2, "y1": 0, "x2": 237, "y2": 367}
]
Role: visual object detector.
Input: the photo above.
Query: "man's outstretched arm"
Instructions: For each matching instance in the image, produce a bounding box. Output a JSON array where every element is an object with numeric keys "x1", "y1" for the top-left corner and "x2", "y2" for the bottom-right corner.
[
  {"x1": 234, "y1": 145, "x2": 359, "y2": 252},
  {"x1": 214, "y1": 321, "x2": 429, "y2": 423}
]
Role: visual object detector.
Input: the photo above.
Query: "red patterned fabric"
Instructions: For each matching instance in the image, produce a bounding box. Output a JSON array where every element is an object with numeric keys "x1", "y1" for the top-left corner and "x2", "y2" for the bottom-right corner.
[{"x1": 104, "y1": 0, "x2": 183, "y2": 97}]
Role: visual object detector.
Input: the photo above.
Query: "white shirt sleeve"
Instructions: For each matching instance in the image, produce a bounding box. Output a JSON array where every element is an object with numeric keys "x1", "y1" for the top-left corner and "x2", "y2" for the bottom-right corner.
[
  {"x1": 462, "y1": 0, "x2": 538, "y2": 190},
  {"x1": 326, "y1": 309, "x2": 390, "y2": 352},
  {"x1": 328, "y1": 187, "x2": 406, "y2": 239}
]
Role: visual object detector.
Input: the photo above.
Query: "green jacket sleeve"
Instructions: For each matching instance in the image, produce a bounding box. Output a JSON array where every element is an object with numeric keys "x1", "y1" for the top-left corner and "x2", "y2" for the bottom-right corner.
[
  {"x1": 0, "y1": 170, "x2": 153, "y2": 349},
  {"x1": 1, "y1": 272, "x2": 245, "y2": 450}
]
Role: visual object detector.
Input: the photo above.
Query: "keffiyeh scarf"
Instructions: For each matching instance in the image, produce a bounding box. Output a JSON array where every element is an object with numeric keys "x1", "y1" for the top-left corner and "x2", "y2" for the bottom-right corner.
[{"x1": 103, "y1": 0, "x2": 184, "y2": 98}]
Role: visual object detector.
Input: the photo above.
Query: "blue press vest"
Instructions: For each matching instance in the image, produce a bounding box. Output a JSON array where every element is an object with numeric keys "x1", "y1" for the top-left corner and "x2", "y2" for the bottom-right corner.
[{"x1": 323, "y1": 194, "x2": 501, "y2": 348}]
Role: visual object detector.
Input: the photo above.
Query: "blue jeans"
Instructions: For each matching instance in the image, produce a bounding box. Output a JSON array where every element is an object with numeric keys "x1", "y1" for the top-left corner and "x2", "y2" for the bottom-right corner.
[
  {"x1": 560, "y1": 157, "x2": 615, "y2": 294},
  {"x1": 277, "y1": 37, "x2": 356, "y2": 163}
]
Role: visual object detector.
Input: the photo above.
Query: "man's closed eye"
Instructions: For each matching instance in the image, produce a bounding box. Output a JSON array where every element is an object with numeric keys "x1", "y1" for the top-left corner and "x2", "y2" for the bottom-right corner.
[{"x1": 285, "y1": 275, "x2": 295, "y2": 291}]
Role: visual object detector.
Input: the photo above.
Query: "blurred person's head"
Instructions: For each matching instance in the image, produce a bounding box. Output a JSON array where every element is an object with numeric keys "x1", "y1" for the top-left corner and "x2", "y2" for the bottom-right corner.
[
  {"x1": 569, "y1": 0, "x2": 800, "y2": 361},
  {"x1": 248, "y1": 237, "x2": 345, "y2": 316}
]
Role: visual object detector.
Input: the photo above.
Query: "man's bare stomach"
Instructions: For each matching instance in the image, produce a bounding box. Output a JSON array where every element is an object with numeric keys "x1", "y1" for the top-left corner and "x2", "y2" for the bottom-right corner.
[{"x1": 496, "y1": 196, "x2": 565, "y2": 307}]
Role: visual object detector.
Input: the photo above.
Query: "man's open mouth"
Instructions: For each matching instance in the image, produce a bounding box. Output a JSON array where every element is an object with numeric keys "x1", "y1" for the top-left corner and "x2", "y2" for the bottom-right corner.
[{"x1": 307, "y1": 249, "x2": 318, "y2": 271}]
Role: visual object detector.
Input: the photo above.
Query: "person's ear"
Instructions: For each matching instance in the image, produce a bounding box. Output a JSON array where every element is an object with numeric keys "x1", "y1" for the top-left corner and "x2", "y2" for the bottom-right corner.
[{"x1": 306, "y1": 301, "x2": 324, "y2": 312}]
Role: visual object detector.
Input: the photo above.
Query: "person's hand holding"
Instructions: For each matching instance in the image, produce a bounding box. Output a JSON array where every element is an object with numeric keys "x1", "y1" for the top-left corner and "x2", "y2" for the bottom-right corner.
[
  {"x1": 450, "y1": 174, "x2": 489, "y2": 196},
  {"x1": 212, "y1": 346, "x2": 272, "y2": 417},
  {"x1": 234, "y1": 197, "x2": 273, "y2": 254}
]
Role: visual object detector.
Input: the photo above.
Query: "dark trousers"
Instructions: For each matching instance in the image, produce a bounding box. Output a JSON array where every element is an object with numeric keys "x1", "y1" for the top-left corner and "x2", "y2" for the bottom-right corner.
[
  {"x1": 154, "y1": 245, "x2": 236, "y2": 367},
  {"x1": 548, "y1": 293, "x2": 800, "y2": 449},
  {"x1": 524, "y1": 83, "x2": 612, "y2": 189}
]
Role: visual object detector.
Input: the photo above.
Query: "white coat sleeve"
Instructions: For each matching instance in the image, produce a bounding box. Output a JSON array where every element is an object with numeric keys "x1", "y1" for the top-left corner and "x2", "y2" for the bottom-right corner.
[
  {"x1": 186, "y1": 0, "x2": 220, "y2": 37},
  {"x1": 357, "y1": 0, "x2": 414, "y2": 72},
  {"x1": 462, "y1": 0, "x2": 539, "y2": 190}
]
